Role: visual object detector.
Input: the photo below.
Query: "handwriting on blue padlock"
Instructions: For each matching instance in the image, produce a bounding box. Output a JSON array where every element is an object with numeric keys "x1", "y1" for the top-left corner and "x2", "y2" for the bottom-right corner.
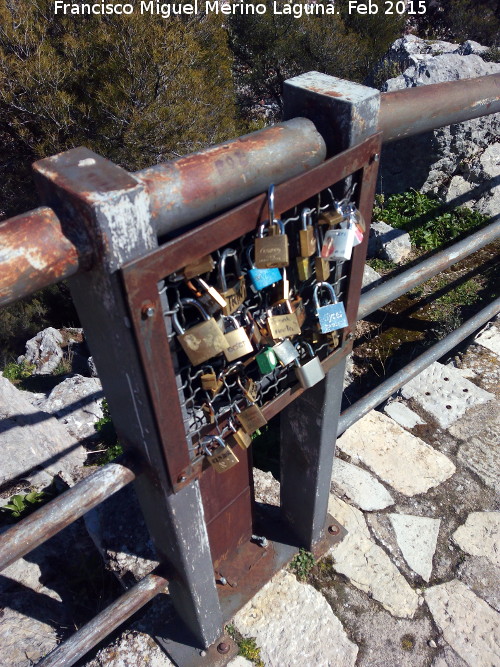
[
  {"x1": 313, "y1": 282, "x2": 348, "y2": 333},
  {"x1": 246, "y1": 245, "x2": 282, "y2": 291}
]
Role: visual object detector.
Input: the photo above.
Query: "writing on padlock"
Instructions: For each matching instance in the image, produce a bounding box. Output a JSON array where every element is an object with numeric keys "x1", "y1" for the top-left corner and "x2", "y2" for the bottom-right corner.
[
  {"x1": 266, "y1": 303, "x2": 301, "y2": 341},
  {"x1": 254, "y1": 184, "x2": 289, "y2": 269},
  {"x1": 222, "y1": 315, "x2": 253, "y2": 362},
  {"x1": 246, "y1": 245, "x2": 282, "y2": 291},
  {"x1": 218, "y1": 248, "x2": 247, "y2": 315},
  {"x1": 321, "y1": 226, "x2": 355, "y2": 261},
  {"x1": 313, "y1": 282, "x2": 348, "y2": 333},
  {"x1": 173, "y1": 298, "x2": 228, "y2": 365},
  {"x1": 293, "y1": 341, "x2": 325, "y2": 389},
  {"x1": 202, "y1": 435, "x2": 239, "y2": 473}
]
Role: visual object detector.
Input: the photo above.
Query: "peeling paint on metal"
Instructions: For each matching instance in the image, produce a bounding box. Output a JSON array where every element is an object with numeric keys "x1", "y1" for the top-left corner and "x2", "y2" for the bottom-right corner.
[{"x1": 78, "y1": 158, "x2": 97, "y2": 167}]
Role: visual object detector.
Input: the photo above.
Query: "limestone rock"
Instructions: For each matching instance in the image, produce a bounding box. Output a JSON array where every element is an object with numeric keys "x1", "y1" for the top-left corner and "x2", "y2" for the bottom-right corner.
[
  {"x1": 331, "y1": 458, "x2": 394, "y2": 511},
  {"x1": 328, "y1": 496, "x2": 419, "y2": 618},
  {"x1": 253, "y1": 467, "x2": 280, "y2": 507},
  {"x1": 457, "y1": 556, "x2": 500, "y2": 612},
  {"x1": 0, "y1": 606, "x2": 59, "y2": 666},
  {"x1": 425, "y1": 580, "x2": 500, "y2": 667},
  {"x1": 0, "y1": 375, "x2": 86, "y2": 486},
  {"x1": 233, "y1": 569, "x2": 358, "y2": 666},
  {"x1": 24, "y1": 327, "x2": 64, "y2": 375},
  {"x1": 401, "y1": 361, "x2": 494, "y2": 428},
  {"x1": 452, "y1": 511, "x2": 500, "y2": 567},
  {"x1": 456, "y1": 424, "x2": 500, "y2": 493},
  {"x1": 384, "y1": 401, "x2": 426, "y2": 428},
  {"x1": 36, "y1": 375, "x2": 104, "y2": 441},
  {"x1": 475, "y1": 323, "x2": 500, "y2": 357},
  {"x1": 362, "y1": 264, "x2": 382, "y2": 290},
  {"x1": 367, "y1": 221, "x2": 412, "y2": 263},
  {"x1": 388, "y1": 514, "x2": 441, "y2": 582},
  {"x1": 336, "y1": 410, "x2": 455, "y2": 496},
  {"x1": 84, "y1": 631, "x2": 174, "y2": 667}
]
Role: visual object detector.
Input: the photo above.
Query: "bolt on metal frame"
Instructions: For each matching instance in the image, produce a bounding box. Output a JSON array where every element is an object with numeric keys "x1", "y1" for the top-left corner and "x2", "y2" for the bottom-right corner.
[{"x1": 0, "y1": 72, "x2": 498, "y2": 666}]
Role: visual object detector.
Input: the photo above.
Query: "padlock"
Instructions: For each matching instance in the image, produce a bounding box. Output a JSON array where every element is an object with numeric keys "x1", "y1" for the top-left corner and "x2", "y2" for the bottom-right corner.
[
  {"x1": 266, "y1": 304, "x2": 301, "y2": 341},
  {"x1": 218, "y1": 248, "x2": 247, "y2": 315},
  {"x1": 241, "y1": 307, "x2": 263, "y2": 347},
  {"x1": 202, "y1": 435, "x2": 239, "y2": 473},
  {"x1": 185, "y1": 279, "x2": 225, "y2": 316},
  {"x1": 256, "y1": 346, "x2": 278, "y2": 374},
  {"x1": 244, "y1": 377, "x2": 260, "y2": 403},
  {"x1": 254, "y1": 185, "x2": 289, "y2": 269},
  {"x1": 193, "y1": 277, "x2": 228, "y2": 309},
  {"x1": 315, "y1": 226, "x2": 330, "y2": 280},
  {"x1": 268, "y1": 267, "x2": 290, "y2": 304},
  {"x1": 318, "y1": 209, "x2": 343, "y2": 226},
  {"x1": 222, "y1": 315, "x2": 254, "y2": 362},
  {"x1": 322, "y1": 226, "x2": 355, "y2": 261},
  {"x1": 183, "y1": 254, "x2": 216, "y2": 280},
  {"x1": 173, "y1": 298, "x2": 228, "y2": 365},
  {"x1": 226, "y1": 416, "x2": 252, "y2": 450},
  {"x1": 273, "y1": 338, "x2": 300, "y2": 366},
  {"x1": 299, "y1": 208, "x2": 316, "y2": 257},
  {"x1": 246, "y1": 245, "x2": 282, "y2": 291},
  {"x1": 200, "y1": 367, "x2": 224, "y2": 395},
  {"x1": 313, "y1": 282, "x2": 348, "y2": 333},
  {"x1": 293, "y1": 342, "x2": 325, "y2": 389},
  {"x1": 296, "y1": 256, "x2": 312, "y2": 281}
]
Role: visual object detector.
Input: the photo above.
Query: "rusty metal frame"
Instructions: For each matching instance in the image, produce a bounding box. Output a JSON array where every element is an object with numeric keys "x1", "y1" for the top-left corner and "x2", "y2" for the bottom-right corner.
[{"x1": 120, "y1": 133, "x2": 382, "y2": 492}]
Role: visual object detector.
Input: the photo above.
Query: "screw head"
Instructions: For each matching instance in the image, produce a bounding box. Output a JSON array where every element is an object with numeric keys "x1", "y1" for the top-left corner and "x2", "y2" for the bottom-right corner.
[
  {"x1": 328, "y1": 524, "x2": 340, "y2": 536},
  {"x1": 373, "y1": 153, "x2": 380, "y2": 162},
  {"x1": 141, "y1": 302, "x2": 155, "y2": 318},
  {"x1": 217, "y1": 642, "x2": 230, "y2": 655},
  {"x1": 177, "y1": 475, "x2": 187, "y2": 483}
]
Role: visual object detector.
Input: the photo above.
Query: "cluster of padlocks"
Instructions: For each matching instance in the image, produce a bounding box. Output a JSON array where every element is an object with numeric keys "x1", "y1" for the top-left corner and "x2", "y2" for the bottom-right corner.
[{"x1": 164, "y1": 186, "x2": 364, "y2": 472}]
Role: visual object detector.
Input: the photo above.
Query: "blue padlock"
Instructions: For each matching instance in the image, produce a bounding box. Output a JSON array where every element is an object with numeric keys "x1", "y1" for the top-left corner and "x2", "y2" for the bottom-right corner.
[
  {"x1": 313, "y1": 282, "x2": 348, "y2": 333},
  {"x1": 246, "y1": 244, "x2": 282, "y2": 291}
]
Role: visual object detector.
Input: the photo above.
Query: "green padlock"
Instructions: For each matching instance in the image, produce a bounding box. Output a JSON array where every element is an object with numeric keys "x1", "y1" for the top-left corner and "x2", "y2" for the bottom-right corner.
[{"x1": 256, "y1": 346, "x2": 278, "y2": 374}]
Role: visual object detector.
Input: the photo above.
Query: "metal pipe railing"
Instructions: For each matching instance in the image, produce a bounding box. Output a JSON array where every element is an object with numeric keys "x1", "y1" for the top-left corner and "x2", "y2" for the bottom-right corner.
[
  {"x1": 358, "y1": 220, "x2": 500, "y2": 320},
  {"x1": 39, "y1": 568, "x2": 169, "y2": 667},
  {"x1": 0, "y1": 458, "x2": 137, "y2": 572},
  {"x1": 338, "y1": 296, "x2": 500, "y2": 435},
  {"x1": 379, "y1": 73, "x2": 500, "y2": 142}
]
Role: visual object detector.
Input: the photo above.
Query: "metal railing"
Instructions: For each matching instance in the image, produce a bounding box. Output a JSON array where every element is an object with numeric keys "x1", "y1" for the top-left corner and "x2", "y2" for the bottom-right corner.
[{"x1": 0, "y1": 72, "x2": 499, "y2": 666}]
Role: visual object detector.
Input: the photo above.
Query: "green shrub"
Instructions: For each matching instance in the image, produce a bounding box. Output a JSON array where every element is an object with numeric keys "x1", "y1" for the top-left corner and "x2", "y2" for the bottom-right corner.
[
  {"x1": 2, "y1": 360, "x2": 36, "y2": 385},
  {"x1": 93, "y1": 399, "x2": 123, "y2": 464},
  {"x1": 1, "y1": 491, "x2": 46, "y2": 521}
]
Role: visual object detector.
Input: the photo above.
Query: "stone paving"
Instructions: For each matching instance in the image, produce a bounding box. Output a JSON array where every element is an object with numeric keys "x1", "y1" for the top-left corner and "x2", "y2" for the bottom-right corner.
[{"x1": 82, "y1": 319, "x2": 500, "y2": 667}]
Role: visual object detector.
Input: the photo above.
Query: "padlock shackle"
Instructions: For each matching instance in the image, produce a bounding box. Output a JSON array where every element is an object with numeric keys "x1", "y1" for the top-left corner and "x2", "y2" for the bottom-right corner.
[
  {"x1": 313, "y1": 281, "x2": 337, "y2": 309},
  {"x1": 257, "y1": 218, "x2": 285, "y2": 239},
  {"x1": 172, "y1": 297, "x2": 211, "y2": 334},
  {"x1": 301, "y1": 207, "x2": 312, "y2": 230},
  {"x1": 223, "y1": 315, "x2": 239, "y2": 332},
  {"x1": 201, "y1": 435, "x2": 225, "y2": 456},
  {"x1": 268, "y1": 183, "x2": 275, "y2": 225},
  {"x1": 219, "y1": 247, "x2": 242, "y2": 292},
  {"x1": 293, "y1": 340, "x2": 315, "y2": 365}
]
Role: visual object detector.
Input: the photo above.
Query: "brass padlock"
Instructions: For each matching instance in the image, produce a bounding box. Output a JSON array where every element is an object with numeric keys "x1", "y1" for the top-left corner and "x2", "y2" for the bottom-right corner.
[
  {"x1": 200, "y1": 367, "x2": 224, "y2": 395},
  {"x1": 299, "y1": 208, "x2": 316, "y2": 257},
  {"x1": 227, "y1": 417, "x2": 252, "y2": 450},
  {"x1": 315, "y1": 227, "x2": 330, "y2": 281},
  {"x1": 318, "y1": 209, "x2": 343, "y2": 226},
  {"x1": 296, "y1": 256, "x2": 312, "y2": 281},
  {"x1": 173, "y1": 298, "x2": 228, "y2": 366},
  {"x1": 235, "y1": 378, "x2": 267, "y2": 434},
  {"x1": 222, "y1": 315, "x2": 254, "y2": 362},
  {"x1": 254, "y1": 185, "x2": 289, "y2": 269},
  {"x1": 218, "y1": 248, "x2": 247, "y2": 315},
  {"x1": 266, "y1": 304, "x2": 301, "y2": 341},
  {"x1": 202, "y1": 435, "x2": 239, "y2": 473},
  {"x1": 183, "y1": 254, "x2": 215, "y2": 280}
]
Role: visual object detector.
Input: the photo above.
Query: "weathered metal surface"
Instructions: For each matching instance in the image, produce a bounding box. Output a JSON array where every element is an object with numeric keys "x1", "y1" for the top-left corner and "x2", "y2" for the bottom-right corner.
[
  {"x1": 38, "y1": 568, "x2": 169, "y2": 667},
  {"x1": 0, "y1": 207, "x2": 92, "y2": 307},
  {"x1": 379, "y1": 73, "x2": 500, "y2": 143},
  {"x1": 135, "y1": 118, "x2": 327, "y2": 236},
  {"x1": 283, "y1": 72, "x2": 380, "y2": 156},
  {"x1": 358, "y1": 220, "x2": 500, "y2": 320},
  {"x1": 155, "y1": 631, "x2": 239, "y2": 667},
  {"x1": 0, "y1": 458, "x2": 136, "y2": 572},
  {"x1": 338, "y1": 296, "x2": 500, "y2": 435}
]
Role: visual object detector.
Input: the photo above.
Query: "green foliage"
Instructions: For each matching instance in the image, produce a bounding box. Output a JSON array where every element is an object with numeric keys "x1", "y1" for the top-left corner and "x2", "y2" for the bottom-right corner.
[
  {"x1": 1, "y1": 490, "x2": 46, "y2": 521},
  {"x1": 374, "y1": 189, "x2": 488, "y2": 250},
  {"x1": 366, "y1": 258, "x2": 397, "y2": 273},
  {"x1": 227, "y1": 1, "x2": 404, "y2": 120},
  {"x1": 290, "y1": 548, "x2": 316, "y2": 580},
  {"x1": 2, "y1": 359, "x2": 35, "y2": 384},
  {"x1": 93, "y1": 399, "x2": 123, "y2": 464},
  {"x1": 416, "y1": 0, "x2": 500, "y2": 46},
  {"x1": 226, "y1": 624, "x2": 264, "y2": 667},
  {"x1": 483, "y1": 46, "x2": 500, "y2": 63},
  {"x1": 0, "y1": 1, "x2": 239, "y2": 218},
  {"x1": 435, "y1": 277, "x2": 483, "y2": 307}
]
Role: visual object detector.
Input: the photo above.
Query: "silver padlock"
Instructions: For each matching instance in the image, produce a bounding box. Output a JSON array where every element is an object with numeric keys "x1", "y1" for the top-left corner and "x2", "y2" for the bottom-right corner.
[
  {"x1": 293, "y1": 342, "x2": 325, "y2": 389},
  {"x1": 313, "y1": 282, "x2": 348, "y2": 333},
  {"x1": 273, "y1": 338, "x2": 300, "y2": 366}
]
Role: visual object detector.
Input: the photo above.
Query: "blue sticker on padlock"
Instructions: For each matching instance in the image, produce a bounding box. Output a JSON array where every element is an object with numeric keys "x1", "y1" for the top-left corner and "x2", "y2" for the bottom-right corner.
[
  {"x1": 246, "y1": 246, "x2": 282, "y2": 291},
  {"x1": 314, "y1": 282, "x2": 349, "y2": 333}
]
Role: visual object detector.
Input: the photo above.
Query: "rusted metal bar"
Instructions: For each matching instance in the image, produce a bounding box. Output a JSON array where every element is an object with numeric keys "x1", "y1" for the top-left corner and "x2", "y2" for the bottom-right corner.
[
  {"x1": 358, "y1": 220, "x2": 500, "y2": 320},
  {"x1": 38, "y1": 567, "x2": 168, "y2": 667},
  {"x1": 0, "y1": 207, "x2": 93, "y2": 308},
  {"x1": 0, "y1": 457, "x2": 137, "y2": 572},
  {"x1": 379, "y1": 73, "x2": 500, "y2": 143},
  {"x1": 338, "y1": 296, "x2": 500, "y2": 435},
  {"x1": 135, "y1": 118, "x2": 327, "y2": 236}
]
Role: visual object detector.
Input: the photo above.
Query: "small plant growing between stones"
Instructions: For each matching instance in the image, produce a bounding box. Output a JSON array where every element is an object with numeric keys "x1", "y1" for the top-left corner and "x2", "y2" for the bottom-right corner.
[
  {"x1": 91, "y1": 399, "x2": 123, "y2": 465},
  {"x1": 225, "y1": 624, "x2": 264, "y2": 667},
  {"x1": 1, "y1": 490, "x2": 46, "y2": 521},
  {"x1": 2, "y1": 359, "x2": 36, "y2": 385},
  {"x1": 401, "y1": 633, "x2": 416, "y2": 651},
  {"x1": 289, "y1": 548, "x2": 316, "y2": 581}
]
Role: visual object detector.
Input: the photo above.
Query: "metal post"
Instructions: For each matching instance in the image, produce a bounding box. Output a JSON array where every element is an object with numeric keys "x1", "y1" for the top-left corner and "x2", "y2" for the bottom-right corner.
[
  {"x1": 280, "y1": 73, "x2": 380, "y2": 548},
  {"x1": 33, "y1": 147, "x2": 223, "y2": 649}
]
